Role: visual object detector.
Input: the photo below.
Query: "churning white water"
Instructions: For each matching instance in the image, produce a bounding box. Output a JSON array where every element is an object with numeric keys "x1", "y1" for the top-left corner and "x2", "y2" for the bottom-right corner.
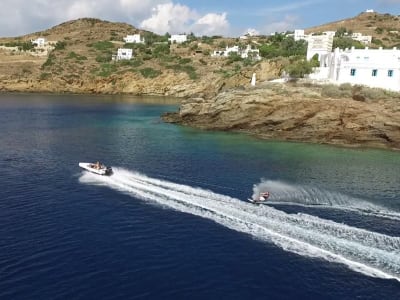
[{"x1": 80, "y1": 168, "x2": 400, "y2": 282}]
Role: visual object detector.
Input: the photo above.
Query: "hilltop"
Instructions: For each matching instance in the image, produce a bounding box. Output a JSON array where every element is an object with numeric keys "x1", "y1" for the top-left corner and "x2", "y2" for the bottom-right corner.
[{"x1": 306, "y1": 11, "x2": 400, "y2": 48}]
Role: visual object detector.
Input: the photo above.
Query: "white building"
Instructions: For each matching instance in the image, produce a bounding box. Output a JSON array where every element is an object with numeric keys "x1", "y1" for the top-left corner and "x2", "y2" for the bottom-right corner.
[
  {"x1": 240, "y1": 29, "x2": 259, "y2": 40},
  {"x1": 31, "y1": 37, "x2": 47, "y2": 47},
  {"x1": 306, "y1": 33, "x2": 334, "y2": 61},
  {"x1": 123, "y1": 34, "x2": 144, "y2": 44},
  {"x1": 351, "y1": 32, "x2": 372, "y2": 45},
  {"x1": 169, "y1": 34, "x2": 187, "y2": 44},
  {"x1": 310, "y1": 47, "x2": 400, "y2": 91},
  {"x1": 241, "y1": 45, "x2": 261, "y2": 60},
  {"x1": 294, "y1": 29, "x2": 306, "y2": 41},
  {"x1": 116, "y1": 48, "x2": 133, "y2": 60},
  {"x1": 212, "y1": 45, "x2": 239, "y2": 57},
  {"x1": 211, "y1": 45, "x2": 261, "y2": 60}
]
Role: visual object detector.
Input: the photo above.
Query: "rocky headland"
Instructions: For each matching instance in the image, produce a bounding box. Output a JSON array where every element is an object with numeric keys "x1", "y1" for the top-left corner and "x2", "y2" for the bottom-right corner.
[
  {"x1": 162, "y1": 82, "x2": 400, "y2": 150},
  {"x1": 2, "y1": 16, "x2": 400, "y2": 150}
]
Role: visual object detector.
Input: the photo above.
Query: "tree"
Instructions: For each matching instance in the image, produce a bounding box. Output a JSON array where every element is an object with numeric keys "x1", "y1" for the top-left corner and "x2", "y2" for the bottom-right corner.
[
  {"x1": 285, "y1": 59, "x2": 314, "y2": 78},
  {"x1": 335, "y1": 27, "x2": 348, "y2": 37},
  {"x1": 259, "y1": 36, "x2": 307, "y2": 58},
  {"x1": 333, "y1": 37, "x2": 364, "y2": 49}
]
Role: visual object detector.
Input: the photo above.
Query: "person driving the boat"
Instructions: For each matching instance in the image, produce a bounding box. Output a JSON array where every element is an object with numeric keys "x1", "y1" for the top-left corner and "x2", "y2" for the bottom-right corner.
[{"x1": 95, "y1": 161, "x2": 101, "y2": 169}]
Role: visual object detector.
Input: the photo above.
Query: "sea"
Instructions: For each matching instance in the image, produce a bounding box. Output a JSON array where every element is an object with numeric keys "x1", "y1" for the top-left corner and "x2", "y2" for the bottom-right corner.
[{"x1": 0, "y1": 93, "x2": 399, "y2": 299}]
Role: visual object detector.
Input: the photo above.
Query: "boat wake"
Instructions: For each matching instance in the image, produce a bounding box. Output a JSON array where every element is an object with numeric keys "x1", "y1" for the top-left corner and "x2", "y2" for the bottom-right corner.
[
  {"x1": 79, "y1": 168, "x2": 400, "y2": 282},
  {"x1": 253, "y1": 180, "x2": 400, "y2": 221}
]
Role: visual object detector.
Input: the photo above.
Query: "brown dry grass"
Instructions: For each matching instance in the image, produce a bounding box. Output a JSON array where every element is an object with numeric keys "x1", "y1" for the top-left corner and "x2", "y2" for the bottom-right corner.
[{"x1": 306, "y1": 12, "x2": 400, "y2": 47}]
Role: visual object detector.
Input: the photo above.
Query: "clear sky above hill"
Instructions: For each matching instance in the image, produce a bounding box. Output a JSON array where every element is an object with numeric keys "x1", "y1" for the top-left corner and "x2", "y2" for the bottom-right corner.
[{"x1": 1, "y1": 0, "x2": 400, "y2": 37}]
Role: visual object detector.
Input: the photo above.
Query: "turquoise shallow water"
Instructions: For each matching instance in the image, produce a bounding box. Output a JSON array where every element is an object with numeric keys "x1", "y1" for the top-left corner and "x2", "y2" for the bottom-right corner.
[{"x1": 0, "y1": 93, "x2": 399, "y2": 299}]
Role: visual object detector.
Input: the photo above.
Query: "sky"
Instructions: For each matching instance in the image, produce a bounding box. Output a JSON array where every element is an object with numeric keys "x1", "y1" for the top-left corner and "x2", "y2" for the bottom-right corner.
[{"x1": 0, "y1": 0, "x2": 400, "y2": 37}]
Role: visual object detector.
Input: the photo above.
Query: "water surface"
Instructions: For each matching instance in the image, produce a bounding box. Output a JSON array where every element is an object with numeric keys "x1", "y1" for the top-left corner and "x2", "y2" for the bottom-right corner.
[{"x1": 0, "y1": 93, "x2": 399, "y2": 299}]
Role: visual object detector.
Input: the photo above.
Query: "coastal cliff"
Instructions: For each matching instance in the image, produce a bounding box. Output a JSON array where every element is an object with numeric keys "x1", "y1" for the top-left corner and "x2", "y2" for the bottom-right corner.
[{"x1": 163, "y1": 82, "x2": 400, "y2": 150}]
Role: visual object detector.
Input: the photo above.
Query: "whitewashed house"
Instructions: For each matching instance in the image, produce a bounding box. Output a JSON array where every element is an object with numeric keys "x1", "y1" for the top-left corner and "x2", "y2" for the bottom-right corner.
[
  {"x1": 169, "y1": 34, "x2": 187, "y2": 44},
  {"x1": 240, "y1": 45, "x2": 261, "y2": 60},
  {"x1": 211, "y1": 45, "x2": 260, "y2": 60},
  {"x1": 240, "y1": 29, "x2": 259, "y2": 40},
  {"x1": 116, "y1": 48, "x2": 133, "y2": 60},
  {"x1": 31, "y1": 37, "x2": 47, "y2": 47},
  {"x1": 123, "y1": 34, "x2": 144, "y2": 44},
  {"x1": 306, "y1": 33, "x2": 334, "y2": 61},
  {"x1": 294, "y1": 29, "x2": 307, "y2": 41},
  {"x1": 351, "y1": 32, "x2": 372, "y2": 45},
  {"x1": 309, "y1": 47, "x2": 400, "y2": 91},
  {"x1": 212, "y1": 45, "x2": 239, "y2": 57}
]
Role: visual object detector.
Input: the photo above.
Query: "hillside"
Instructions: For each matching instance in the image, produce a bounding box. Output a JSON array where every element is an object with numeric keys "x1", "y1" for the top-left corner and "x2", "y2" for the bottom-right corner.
[
  {"x1": 306, "y1": 11, "x2": 400, "y2": 48},
  {"x1": 1, "y1": 13, "x2": 400, "y2": 97},
  {"x1": 0, "y1": 18, "x2": 277, "y2": 97}
]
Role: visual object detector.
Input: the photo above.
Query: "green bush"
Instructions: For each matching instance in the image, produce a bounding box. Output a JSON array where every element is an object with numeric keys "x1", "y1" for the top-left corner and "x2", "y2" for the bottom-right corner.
[
  {"x1": 159, "y1": 55, "x2": 176, "y2": 63},
  {"x1": 259, "y1": 36, "x2": 307, "y2": 59},
  {"x1": 97, "y1": 63, "x2": 117, "y2": 77},
  {"x1": 333, "y1": 37, "x2": 364, "y2": 49},
  {"x1": 123, "y1": 43, "x2": 146, "y2": 51},
  {"x1": 54, "y1": 41, "x2": 67, "y2": 50},
  {"x1": 139, "y1": 67, "x2": 162, "y2": 78},
  {"x1": 179, "y1": 57, "x2": 192, "y2": 64},
  {"x1": 321, "y1": 84, "x2": 353, "y2": 98},
  {"x1": 91, "y1": 41, "x2": 114, "y2": 51},
  {"x1": 118, "y1": 59, "x2": 143, "y2": 67},
  {"x1": 41, "y1": 54, "x2": 56, "y2": 69},
  {"x1": 166, "y1": 64, "x2": 197, "y2": 79},
  {"x1": 226, "y1": 52, "x2": 242, "y2": 64},
  {"x1": 360, "y1": 87, "x2": 388, "y2": 100},
  {"x1": 66, "y1": 51, "x2": 87, "y2": 61},
  {"x1": 4, "y1": 41, "x2": 34, "y2": 51},
  {"x1": 201, "y1": 36, "x2": 214, "y2": 45},
  {"x1": 153, "y1": 44, "x2": 170, "y2": 57},
  {"x1": 95, "y1": 54, "x2": 111, "y2": 63},
  {"x1": 39, "y1": 72, "x2": 51, "y2": 80},
  {"x1": 284, "y1": 59, "x2": 313, "y2": 78}
]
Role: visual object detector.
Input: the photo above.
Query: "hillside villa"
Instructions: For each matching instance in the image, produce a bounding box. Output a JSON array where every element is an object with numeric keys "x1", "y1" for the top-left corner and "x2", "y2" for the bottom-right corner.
[
  {"x1": 123, "y1": 34, "x2": 144, "y2": 44},
  {"x1": 351, "y1": 32, "x2": 372, "y2": 45},
  {"x1": 309, "y1": 46, "x2": 400, "y2": 91},
  {"x1": 114, "y1": 48, "x2": 133, "y2": 60},
  {"x1": 169, "y1": 34, "x2": 187, "y2": 44},
  {"x1": 305, "y1": 32, "x2": 335, "y2": 60},
  {"x1": 291, "y1": 26, "x2": 400, "y2": 92},
  {"x1": 211, "y1": 45, "x2": 261, "y2": 60},
  {"x1": 31, "y1": 37, "x2": 47, "y2": 47},
  {"x1": 295, "y1": 29, "x2": 372, "y2": 48}
]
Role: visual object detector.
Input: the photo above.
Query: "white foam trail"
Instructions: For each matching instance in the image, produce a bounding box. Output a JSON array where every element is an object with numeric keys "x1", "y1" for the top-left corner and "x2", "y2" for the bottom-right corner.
[
  {"x1": 80, "y1": 168, "x2": 400, "y2": 282},
  {"x1": 253, "y1": 180, "x2": 400, "y2": 221}
]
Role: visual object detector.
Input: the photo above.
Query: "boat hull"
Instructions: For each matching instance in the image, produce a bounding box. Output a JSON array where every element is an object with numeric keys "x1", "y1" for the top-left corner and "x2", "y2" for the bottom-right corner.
[{"x1": 79, "y1": 162, "x2": 113, "y2": 176}]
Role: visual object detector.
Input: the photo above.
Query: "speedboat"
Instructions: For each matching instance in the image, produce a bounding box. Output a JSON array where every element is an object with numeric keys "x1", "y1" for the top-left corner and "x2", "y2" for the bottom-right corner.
[
  {"x1": 248, "y1": 191, "x2": 270, "y2": 204},
  {"x1": 79, "y1": 162, "x2": 113, "y2": 176}
]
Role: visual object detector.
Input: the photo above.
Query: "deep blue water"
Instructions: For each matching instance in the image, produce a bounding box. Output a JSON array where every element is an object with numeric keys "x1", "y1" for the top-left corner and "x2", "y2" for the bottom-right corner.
[{"x1": 0, "y1": 93, "x2": 399, "y2": 299}]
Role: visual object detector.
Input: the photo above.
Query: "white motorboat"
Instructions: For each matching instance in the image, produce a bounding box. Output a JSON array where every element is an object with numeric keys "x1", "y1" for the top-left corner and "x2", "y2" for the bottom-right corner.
[{"x1": 79, "y1": 162, "x2": 113, "y2": 176}]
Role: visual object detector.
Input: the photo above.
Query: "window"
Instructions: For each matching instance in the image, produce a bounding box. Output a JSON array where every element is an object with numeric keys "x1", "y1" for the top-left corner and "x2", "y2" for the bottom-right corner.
[
  {"x1": 388, "y1": 70, "x2": 394, "y2": 77},
  {"x1": 350, "y1": 69, "x2": 356, "y2": 76},
  {"x1": 372, "y1": 69, "x2": 378, "y2": 77}
]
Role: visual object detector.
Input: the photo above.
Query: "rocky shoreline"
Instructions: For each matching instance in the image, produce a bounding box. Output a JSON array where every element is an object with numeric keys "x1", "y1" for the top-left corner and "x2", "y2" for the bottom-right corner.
[{"x1": 162, "y1": 82, "x2": 400, "y2": 151}]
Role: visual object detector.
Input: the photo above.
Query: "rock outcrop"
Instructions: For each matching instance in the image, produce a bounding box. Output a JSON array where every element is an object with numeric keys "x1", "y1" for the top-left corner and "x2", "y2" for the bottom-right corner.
[{"x1": 163, "y1": 82, "x2": 400, "y2": 150}]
